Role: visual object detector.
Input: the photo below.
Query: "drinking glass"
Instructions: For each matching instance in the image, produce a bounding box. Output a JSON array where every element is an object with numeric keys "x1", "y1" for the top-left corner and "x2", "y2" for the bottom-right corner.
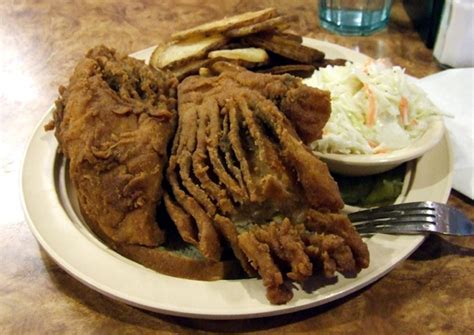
[{"x1": 319, "y1": 0, "x2": 393, "y2": 35}]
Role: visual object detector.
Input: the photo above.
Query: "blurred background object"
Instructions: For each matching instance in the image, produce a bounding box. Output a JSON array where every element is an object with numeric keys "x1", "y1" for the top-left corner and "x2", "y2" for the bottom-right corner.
[
  {"x1": 319, "y1": 0, "x2": 393, "y2": 35},
  {"x1": 433, "y1": 0, "x2": 474, "y2": 67},
  {"x1": 419, "y1": 69, "x2": 474, "y2": 199},
  {"x1": 403, "y1": 0, "x2": 445, "y2": 49}
]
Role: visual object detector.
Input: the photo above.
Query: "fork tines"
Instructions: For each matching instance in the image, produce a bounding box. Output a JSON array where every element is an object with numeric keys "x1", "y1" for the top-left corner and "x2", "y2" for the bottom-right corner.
[
  {"x1": 349, "y1": 201, "x2": 437, "y2": 226},
  {"x1": 349, "y1": 201, "x2": 474, "y2": 236}
]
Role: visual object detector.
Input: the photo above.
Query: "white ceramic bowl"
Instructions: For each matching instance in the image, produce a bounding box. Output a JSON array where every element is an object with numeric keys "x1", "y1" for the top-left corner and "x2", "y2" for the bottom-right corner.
[
  {"x1": 301, "y1": 39, "x2": 446, "y2": 177},
  {"x1": 313, "y1": 117, "x2": 445, "y2": 176}
]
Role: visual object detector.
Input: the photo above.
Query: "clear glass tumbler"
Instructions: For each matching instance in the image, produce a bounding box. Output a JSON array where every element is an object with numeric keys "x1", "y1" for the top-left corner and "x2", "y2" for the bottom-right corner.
[{"x1": 319, "y1": 0, "x2": 393, "y2": 35}]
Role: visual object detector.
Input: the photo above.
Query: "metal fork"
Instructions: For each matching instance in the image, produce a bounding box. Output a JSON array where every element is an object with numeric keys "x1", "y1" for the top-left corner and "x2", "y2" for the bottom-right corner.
[{"x1": 349, "y1": 201, "x2": 474, "y2": 236}]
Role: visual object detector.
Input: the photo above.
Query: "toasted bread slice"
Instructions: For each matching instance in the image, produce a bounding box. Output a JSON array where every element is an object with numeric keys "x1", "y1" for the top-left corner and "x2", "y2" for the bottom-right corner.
[
  {"x1": 170, "y1": 48, "x2": 269, "y2": 79},
  {"x1": 219, "y1": 41, "x2": 248, "y2": 50},
  {"x1": 80, "y1": 197, "x2": 243, "y2": 280},
  {"x1": 116, "y1": 244, "x2": 243, "y2": 280},
  {"x1": 274, "y1": 31, "x2": 303, "y2": 43},
  {"x1": 258, "y1": 64, "x2": 315, "y2": 78},
  {"x1": 224, "y1": 15, "x2": 295, "y2": 38},
  {"x1": 243, "y1": 32, "x2": 325, "y2": 64},
  {"x1": 171, "y1": 8, "x2": 278, "y2": 40},
  {"x1": 198, "y1": 67, "x2": 212, "y2": 77},
  {"x1": 208, "y1": 48, "x2": 269, "y2": 63},
  {"x1": 313, "y1": 58, "x2": 347, "y2": 68},
  {"x1": 150, "y1": 34, "x2": 227, "y2": 69},
  {"x1": 171, "y1": 58, "x2": 212, "y2": 80},
  {"x1": 170, "y1": 48, "x2": 269, "y2": 80}
]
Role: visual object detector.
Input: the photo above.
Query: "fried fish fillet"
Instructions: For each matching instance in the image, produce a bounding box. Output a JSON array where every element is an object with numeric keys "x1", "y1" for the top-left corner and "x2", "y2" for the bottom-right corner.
[
  {"x1": 165, "y1": 62, "x2": 369, "y2": 304},
  {"x1": 50, "y1": 45, "x2": 178, "y2": 247},
  {"x1": 49, "y1": 46, "x2": 369, "y2": 304}
]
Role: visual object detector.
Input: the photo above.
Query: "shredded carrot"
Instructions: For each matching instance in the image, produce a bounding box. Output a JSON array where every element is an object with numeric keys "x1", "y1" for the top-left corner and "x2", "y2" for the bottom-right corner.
[
  {"x1": 364, "y1": 84, "x2": 377, "y2": 127},
  {"x1": 409, "y1": 118, "x2": 418, "y2": 126},
  {"x1": 368, "y1": 139, "x2": 379, "y2": 148},
  {"x1": 399, "y1": 96, "x2": 409, "y2": 125},
  {"x1": 363, "y1": 59, "x2": 373, "y2": 73},
  {"x1": 374, "y1": 146, "x2": 391, "y2": 154},
  {"x1": 379, "y1": 58, "x2": 393, "y2": 68}
]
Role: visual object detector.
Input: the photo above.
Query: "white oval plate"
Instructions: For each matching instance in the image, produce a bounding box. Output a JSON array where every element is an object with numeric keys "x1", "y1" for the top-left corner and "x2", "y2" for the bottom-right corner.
[{"x1": 21, "y1": 39, "x2": 453, "y2": 320}]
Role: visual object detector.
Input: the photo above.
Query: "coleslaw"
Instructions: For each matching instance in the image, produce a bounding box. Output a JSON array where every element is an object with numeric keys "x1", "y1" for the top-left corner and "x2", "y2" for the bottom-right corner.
[{"x1": 305, "y1": 59, "x2": 441, "y2": 154}]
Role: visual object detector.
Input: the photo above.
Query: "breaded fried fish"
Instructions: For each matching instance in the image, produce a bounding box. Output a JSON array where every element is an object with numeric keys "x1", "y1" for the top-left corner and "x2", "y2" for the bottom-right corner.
[
  {"x1": 165, "y1": 62, "x2": 369, "y2": 304},
  {"x1": 49, "y1": 45, "x2": 178, "y2": 247}
]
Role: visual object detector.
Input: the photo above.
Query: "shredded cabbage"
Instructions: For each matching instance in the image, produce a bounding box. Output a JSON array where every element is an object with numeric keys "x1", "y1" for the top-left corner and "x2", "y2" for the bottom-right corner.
[{"x1": 305, "y1": 59, "x2": 441, "y2": 154}]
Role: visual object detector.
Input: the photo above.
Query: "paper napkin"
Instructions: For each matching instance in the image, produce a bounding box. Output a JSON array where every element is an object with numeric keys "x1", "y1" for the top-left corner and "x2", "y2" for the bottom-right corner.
[{"x1": 418, "y1": 68, "x2": 474, "y2": 199}]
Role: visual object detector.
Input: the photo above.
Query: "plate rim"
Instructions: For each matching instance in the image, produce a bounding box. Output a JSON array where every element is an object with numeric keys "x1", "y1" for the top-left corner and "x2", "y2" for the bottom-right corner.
[{"x1": 20, "y1": 38, "x2": 453, "y2": 319}]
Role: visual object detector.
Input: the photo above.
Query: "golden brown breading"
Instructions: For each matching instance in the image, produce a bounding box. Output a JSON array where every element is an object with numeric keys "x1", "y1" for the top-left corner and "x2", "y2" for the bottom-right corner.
[
  {"x1": 164, "y1": 64, "x2": 369, "y2": 304},
  {"x1": 52, "y1": 45, "x2": 178, "y2": 247},
  {"x1": 54, "y1": 51, "x2": 370, "y2": 305},
  {"x1": 238, "y1": 229, "x2": 293, "y2": 304},
  {"x1": 305, "y1": 210, "x2": 370, "y2": 270},
  {"x1": 252, "y1": 219, "x2": 312, "y2": 282},
  {"x1": 185, "y1": 61, "x2": 332, "y2": 145},
  {"x1": 238, "y1": 216, "x2": 368, "y2": 304}
]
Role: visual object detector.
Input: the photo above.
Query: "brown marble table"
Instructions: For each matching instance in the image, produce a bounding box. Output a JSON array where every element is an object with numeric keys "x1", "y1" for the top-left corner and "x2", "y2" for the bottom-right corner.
[{"x1": 1, "y1": 1, "x2": 473, "y2": 333}]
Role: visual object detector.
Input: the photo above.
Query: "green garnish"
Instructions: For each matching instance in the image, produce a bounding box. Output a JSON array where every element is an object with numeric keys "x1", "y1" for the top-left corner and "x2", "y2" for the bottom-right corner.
[{"x1": 334, "y1": 164, "x2": 405, "y2": 207}]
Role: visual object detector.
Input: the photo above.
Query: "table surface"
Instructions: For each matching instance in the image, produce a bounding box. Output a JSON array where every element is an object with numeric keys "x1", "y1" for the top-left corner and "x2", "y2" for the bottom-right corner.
[{"x1": 1, "y1": 0, "x2": 473, "y2": 334}]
